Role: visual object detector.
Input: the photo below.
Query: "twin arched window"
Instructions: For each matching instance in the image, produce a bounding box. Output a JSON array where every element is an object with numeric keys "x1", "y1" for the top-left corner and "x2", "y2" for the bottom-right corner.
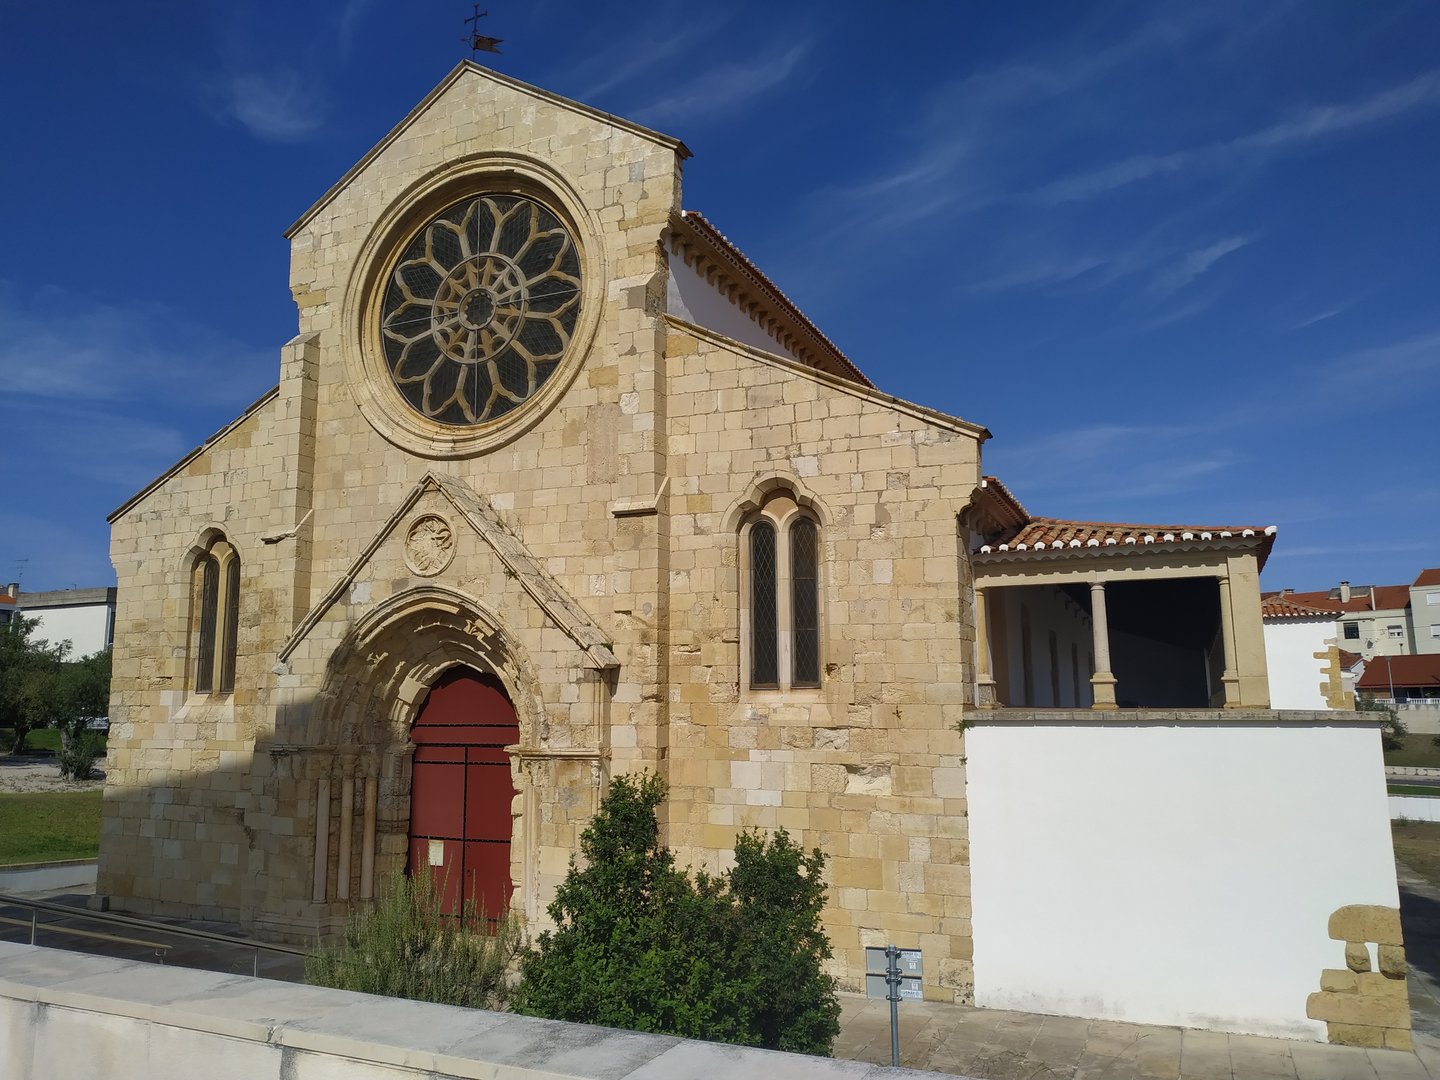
[
  {"x1": 744, "y1": 503, "x2": 821, "y2": 690},
  {"x1": 190, "y1": 537, "x2": 241, "y2": 695}
]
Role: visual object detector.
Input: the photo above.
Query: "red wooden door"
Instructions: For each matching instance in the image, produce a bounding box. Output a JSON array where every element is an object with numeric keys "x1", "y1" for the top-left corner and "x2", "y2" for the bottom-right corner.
[{"x1": 407, "y1": 667, "x2": 519, "y2": 920}]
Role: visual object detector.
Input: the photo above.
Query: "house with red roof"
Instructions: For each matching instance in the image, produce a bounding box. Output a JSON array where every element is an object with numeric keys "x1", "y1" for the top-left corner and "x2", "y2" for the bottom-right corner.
[
  {"x1": 1357, "y1": 654, "x2": 1440, "y2": 704},
  {"x1": 1260, "y1": 593, "x2": 1351, "y2": 710},
  {"x1": 1277, "y1": 569, "x2": 1440, "y2": 660}
]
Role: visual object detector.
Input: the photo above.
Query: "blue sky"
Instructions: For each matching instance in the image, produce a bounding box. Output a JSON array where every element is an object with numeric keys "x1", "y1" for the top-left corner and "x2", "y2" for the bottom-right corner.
[{"x1": 3, "y1": 1, "x2": 1437, "y2": 594}]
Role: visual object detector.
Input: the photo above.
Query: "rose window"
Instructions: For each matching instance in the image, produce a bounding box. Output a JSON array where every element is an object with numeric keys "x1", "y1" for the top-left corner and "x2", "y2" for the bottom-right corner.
[{"x1": 379, "y1": 194, "x2": 582, "y2": 426}]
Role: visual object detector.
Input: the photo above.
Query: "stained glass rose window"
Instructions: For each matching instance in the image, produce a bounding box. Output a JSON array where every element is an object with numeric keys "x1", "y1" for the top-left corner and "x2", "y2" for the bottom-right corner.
[{"x1": 379, "y1": 194, "x2": 582, "y2": 426}]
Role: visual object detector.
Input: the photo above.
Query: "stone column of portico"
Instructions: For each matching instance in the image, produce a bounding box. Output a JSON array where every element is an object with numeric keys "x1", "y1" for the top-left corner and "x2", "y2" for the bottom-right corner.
[
  {"x1": 1217, "y1": 574, "x2": 1242, "y2": 707},
  {"x1": 974, "y1": 585, "x2": 997, "y2": 708},
  {"x1": 1089, "y1": 581, "x2": 1118, "y2": 708}
]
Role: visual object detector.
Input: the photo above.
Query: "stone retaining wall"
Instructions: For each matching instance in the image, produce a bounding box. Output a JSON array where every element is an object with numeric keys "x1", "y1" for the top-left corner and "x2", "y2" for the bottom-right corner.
[{"x1": 0, "y1": 942, "x2": 934, "y2": 1080}]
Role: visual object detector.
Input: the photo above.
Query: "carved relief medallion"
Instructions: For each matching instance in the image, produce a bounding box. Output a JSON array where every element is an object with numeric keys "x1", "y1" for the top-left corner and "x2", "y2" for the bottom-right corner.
[{"x1": 404, "y1": 514, "x2": 455, "y2": 576}]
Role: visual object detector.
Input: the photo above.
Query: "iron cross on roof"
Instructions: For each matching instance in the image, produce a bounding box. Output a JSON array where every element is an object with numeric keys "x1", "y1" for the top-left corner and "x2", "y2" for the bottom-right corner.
[{"x1": 464, "y1": 5, "x2": 504, "y2": 57}]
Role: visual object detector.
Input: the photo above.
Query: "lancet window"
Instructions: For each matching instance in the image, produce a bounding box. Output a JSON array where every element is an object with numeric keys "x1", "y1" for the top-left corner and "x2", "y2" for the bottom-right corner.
[
  {"x1": 190, "y1": 536, "x2": 241, "y2": 695},
  {"x1": 742, "y1": 495, "x2": 822, "y2": 691}
]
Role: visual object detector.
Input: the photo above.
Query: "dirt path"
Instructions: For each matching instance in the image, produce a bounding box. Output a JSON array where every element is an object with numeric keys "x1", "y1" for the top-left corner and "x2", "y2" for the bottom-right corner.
[{"x1": 0, "y1": 757, "x2": 104, "y2": 794}]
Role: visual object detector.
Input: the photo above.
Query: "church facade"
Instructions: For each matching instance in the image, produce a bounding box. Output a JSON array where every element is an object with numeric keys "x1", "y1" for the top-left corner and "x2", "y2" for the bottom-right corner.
[
  {"x1": 99, "y1": 62, "x2": 986, "y2": 997},
  {"x1": 98, "y1": 64, "x2": 1404, "y2": 1041}
]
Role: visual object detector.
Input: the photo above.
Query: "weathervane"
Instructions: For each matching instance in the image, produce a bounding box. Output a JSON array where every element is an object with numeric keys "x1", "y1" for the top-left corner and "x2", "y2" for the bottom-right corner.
[{"x1": 464, "y1": 5, "x2": 504, "y2": 59}]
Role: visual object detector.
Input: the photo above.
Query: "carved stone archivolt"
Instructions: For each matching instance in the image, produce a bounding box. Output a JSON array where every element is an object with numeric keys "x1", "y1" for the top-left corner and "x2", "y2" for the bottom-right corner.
[{"x1": 403, "y1": 514, "x2": 455, "y2": 576}]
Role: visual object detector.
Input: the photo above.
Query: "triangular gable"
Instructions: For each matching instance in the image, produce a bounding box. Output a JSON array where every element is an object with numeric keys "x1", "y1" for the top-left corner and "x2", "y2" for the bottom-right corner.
[
  {"x1": 286, "y1": 61, "x2": 690, "y2": 240},
  {"x1": 276, "y1": 473, "x2": 618, "y2": 669}
]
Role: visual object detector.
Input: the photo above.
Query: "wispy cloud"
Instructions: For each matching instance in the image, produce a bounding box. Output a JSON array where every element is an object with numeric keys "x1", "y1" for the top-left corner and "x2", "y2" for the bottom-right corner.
[
  {"x1": 213, "y1": 68, "x2": 327, "y2": 143},
  {"x1": 1290, "y1": 299, "x2": 1359, "y2": 330},
  {"x1": 570, "y1": 12, "x2": 733, "y2": 103},
  {"x1": 631, "y1": 43, "x2": 809, "y2": 125},
  {"x1": 336, "y1": 0, "x2": 377, "y2": 60},
  {"x1": 1148, "y1": 236, "x2": 1252, "y2": 297},
  {"x1": 1033, "y1": 70, "x2": 1440, "y2": 203},
  {"x1": 0, "y1": 285, "x2": 272, "y2": 407},
  {"x1": 990, "y1": 421, "x2": 1247, "y2": 506},
  {"x1": 964, "y1": 256, "x2": 1109, "y2": 295}
]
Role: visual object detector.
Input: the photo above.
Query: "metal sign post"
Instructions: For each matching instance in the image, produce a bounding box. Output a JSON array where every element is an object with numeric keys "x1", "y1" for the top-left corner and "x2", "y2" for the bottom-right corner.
[
  {"x1": 885, "y1": 944, "x2": 901, "y2": 1067},
  {"x1": 865, "y1": 945, "x2": 922, "y2": 1067}
]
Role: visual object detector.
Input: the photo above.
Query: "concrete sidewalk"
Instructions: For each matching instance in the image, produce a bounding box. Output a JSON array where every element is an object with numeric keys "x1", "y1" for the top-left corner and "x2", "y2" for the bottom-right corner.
[{"x1": 836, "y1": 996, "x2": 1438, "y2": 1080}]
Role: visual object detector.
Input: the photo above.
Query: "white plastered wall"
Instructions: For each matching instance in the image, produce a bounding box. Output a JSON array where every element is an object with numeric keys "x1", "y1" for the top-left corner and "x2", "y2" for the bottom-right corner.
[
  {"x1": 27, "y1": 604, "x2": 111, "y2": 657},
  {"x1": 1265, "y1": 619, "x2": 1333, "y2": 710},
  {"x1": 665, "y1": 249, "x2": 804, "y2": 362},
  {"x1": 966, "y1": 718, "x2": 1398, "y2": 1039}
]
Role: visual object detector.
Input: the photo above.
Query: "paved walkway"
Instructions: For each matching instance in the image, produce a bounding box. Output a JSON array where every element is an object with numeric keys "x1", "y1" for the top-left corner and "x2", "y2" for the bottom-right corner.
[{"x1": 837, "y1": 996, "x2": 1437, "y2": 1079}]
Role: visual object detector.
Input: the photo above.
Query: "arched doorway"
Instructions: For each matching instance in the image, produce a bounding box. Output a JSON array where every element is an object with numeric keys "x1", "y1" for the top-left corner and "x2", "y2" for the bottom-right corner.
[{"x1": 407, "y1": 666, "x2": 519, "y2": 919}]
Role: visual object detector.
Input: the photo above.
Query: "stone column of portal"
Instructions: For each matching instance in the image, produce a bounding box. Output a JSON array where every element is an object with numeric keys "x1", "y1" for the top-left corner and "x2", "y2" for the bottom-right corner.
[
  {"x1": 974, "y1": 586, "x2": 997, "y2": 708},
  {"x1": 1089, "y1": 581, "x2": 1118, "y2": 708},
  {"x1": 312, "y1": 774, "x2": 331, "y2": 903},
  {"x1": 1217, "y1": 575, "x2": 1242, "y2": 708},
  {"x1": 336, "y1": 760, "x2": 355, "y2": 902},
  {"x1": 359, "y1": 775, "x2": 378, "y2": 901}
]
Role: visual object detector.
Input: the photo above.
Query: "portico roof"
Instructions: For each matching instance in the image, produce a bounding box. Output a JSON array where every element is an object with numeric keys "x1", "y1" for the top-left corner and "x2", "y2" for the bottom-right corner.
[{"x1": 969, "y1": 477, "x2": 1277, "y2": 570}]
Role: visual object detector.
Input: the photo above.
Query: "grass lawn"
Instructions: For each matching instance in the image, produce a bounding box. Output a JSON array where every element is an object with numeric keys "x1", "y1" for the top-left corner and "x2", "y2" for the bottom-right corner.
[
  {"x1": 1383, "y1": 733, "x2": 1440, "y2": 769},
  {"x1": 1389, "y1": 785, "x2": 1440, "y2": 797},
  {"x1": 0, "y1": 727, "x2": 105, "y2": 756},
  {"x1": 1394, "y1": 822, "x2": 1440, "y2": 891},
  {"x1": 0, "y1": 790, "x2": 103, "y2": 865}
]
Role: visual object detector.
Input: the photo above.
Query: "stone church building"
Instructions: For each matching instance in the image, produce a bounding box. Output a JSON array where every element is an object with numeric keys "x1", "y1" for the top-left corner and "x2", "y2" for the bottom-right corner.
[{"x1": 99, "y1": 64, "x2": 1404, "y2": 1043}]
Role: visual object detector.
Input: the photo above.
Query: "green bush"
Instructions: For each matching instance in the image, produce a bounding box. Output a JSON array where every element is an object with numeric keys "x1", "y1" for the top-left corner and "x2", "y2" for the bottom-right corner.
[
  {"x1": 1359, "y1": 695, "x2": 1408, "y2": 751},
  {"x1": 56, "y1": 731, "x2": 104, "y2": 781},
  {"x1": 512, "y1": 772, "x2": 840, "y2": 1055},
  {"x1": 305, "y1": 869, "x2": 524, "y2": 1010}
]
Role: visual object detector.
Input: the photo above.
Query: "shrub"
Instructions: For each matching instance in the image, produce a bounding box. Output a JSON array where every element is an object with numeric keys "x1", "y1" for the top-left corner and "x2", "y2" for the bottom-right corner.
[
  {"x1": 512, "y1": 772, "x2": 840, "y2": 1055},
  {"x1": 1359, "y1": 695, "x2": 1407, "y2": 751},
  {"x1": 305, "y1": 869, "x2": 523, "y2": 1010},
  {"x1": 56, "y1": 730, "x2": 104, "y2": 781}
]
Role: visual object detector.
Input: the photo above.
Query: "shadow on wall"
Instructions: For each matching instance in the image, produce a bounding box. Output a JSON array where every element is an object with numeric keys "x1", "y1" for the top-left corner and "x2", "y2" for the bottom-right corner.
[{"x1": 92, "y1": 679, "x2": 544, "y2": 944}]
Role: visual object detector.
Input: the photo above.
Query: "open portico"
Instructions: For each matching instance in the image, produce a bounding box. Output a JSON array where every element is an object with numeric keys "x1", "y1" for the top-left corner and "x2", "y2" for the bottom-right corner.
[{"x1": 966, "y1": 477, "x2": 1275, "y2": 710}]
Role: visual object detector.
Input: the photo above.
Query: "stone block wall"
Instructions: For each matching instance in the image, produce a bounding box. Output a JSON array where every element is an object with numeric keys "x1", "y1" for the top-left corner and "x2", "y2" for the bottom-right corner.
[
  {"x1": 659, "y1": 321, "x2": 985, "y2": 1000},
  {"x1": 1306, "y1": 904, "x2": 1412, "y2": 1050}
]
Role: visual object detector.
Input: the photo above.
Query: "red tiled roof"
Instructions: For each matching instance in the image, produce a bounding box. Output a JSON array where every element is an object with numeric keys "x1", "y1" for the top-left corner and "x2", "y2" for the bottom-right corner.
[
  {"x1": 1372, "y1": 585, "x2": 1412, "y2": 610},
  {"x1": 970, "y1": 478, "x2": 1277, "y2": 568},
  {"x1": 1338, "y1": 649, "x2": 1362, "y2": 669},
  {"x1": 0, "y1": 595, "x2": 14, "y2": 607},
  {"x1": 1416, "y1": 568, "x2": 1440, "y2": 587},
  {"x1": 1262, "y1": 594, "x2": 1341, "y2": 620},
  {"x1": 1356, "y1": 654, "x2": 1440, "y2": 691},
  {"x1": 1283, "y1": 589, "x2": 1384, "y2": 614},
  {"x1": 673, "y1": 211, "x2": 873, "y2": 388}
]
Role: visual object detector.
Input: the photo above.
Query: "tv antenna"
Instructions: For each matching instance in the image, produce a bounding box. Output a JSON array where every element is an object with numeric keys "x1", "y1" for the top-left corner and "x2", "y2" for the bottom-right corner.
[
  {"x1": 463, "y1": 5, "x2": 504, "y2": 58},
  {"x1": 12, "y1": 558, "x2": 27, "y2": 588}
]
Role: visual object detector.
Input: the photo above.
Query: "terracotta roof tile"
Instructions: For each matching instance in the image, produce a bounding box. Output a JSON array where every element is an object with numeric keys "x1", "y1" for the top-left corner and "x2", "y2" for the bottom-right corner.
[
  {"x1": 1415, "y1": 568, "x2": 1440, "y2": 587},
  {"x1": 1283, "y1": 589, "x2": 1384, "y2": 614},
  {"x1": 1356, "y1": 654, "x2": 1440, "y2": 691},
  {"x1": 969, "y1": 476, "x2": 1277, "y2": 566},
  {"x1": 1372, "y1": 584, "x2": 1413, "y2": 610},
  {"x1": 1262, "y1": 594, "x2": 1341, "y2": 619},
  {"x1": 1338, "y1": 649, "x2": 1362, "y2": 669}
]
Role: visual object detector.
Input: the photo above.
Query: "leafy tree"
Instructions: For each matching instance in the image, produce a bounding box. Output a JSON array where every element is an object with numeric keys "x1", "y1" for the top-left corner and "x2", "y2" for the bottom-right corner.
[
  {"x1": 512, "y1": 772, "x2": 840, "y2": 1055},
  {"x1": 0, "y1": 616, "x2": 112, "y2": 769},
  {"x1": 0, "y1": 614, "x2": 68, "y2": 754}
]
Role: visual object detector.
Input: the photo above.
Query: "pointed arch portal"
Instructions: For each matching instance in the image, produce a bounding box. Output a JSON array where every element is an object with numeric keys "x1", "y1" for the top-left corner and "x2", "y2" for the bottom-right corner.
[{"x1": 407, "y1": 666, "x2": 519, "y2": 919}]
